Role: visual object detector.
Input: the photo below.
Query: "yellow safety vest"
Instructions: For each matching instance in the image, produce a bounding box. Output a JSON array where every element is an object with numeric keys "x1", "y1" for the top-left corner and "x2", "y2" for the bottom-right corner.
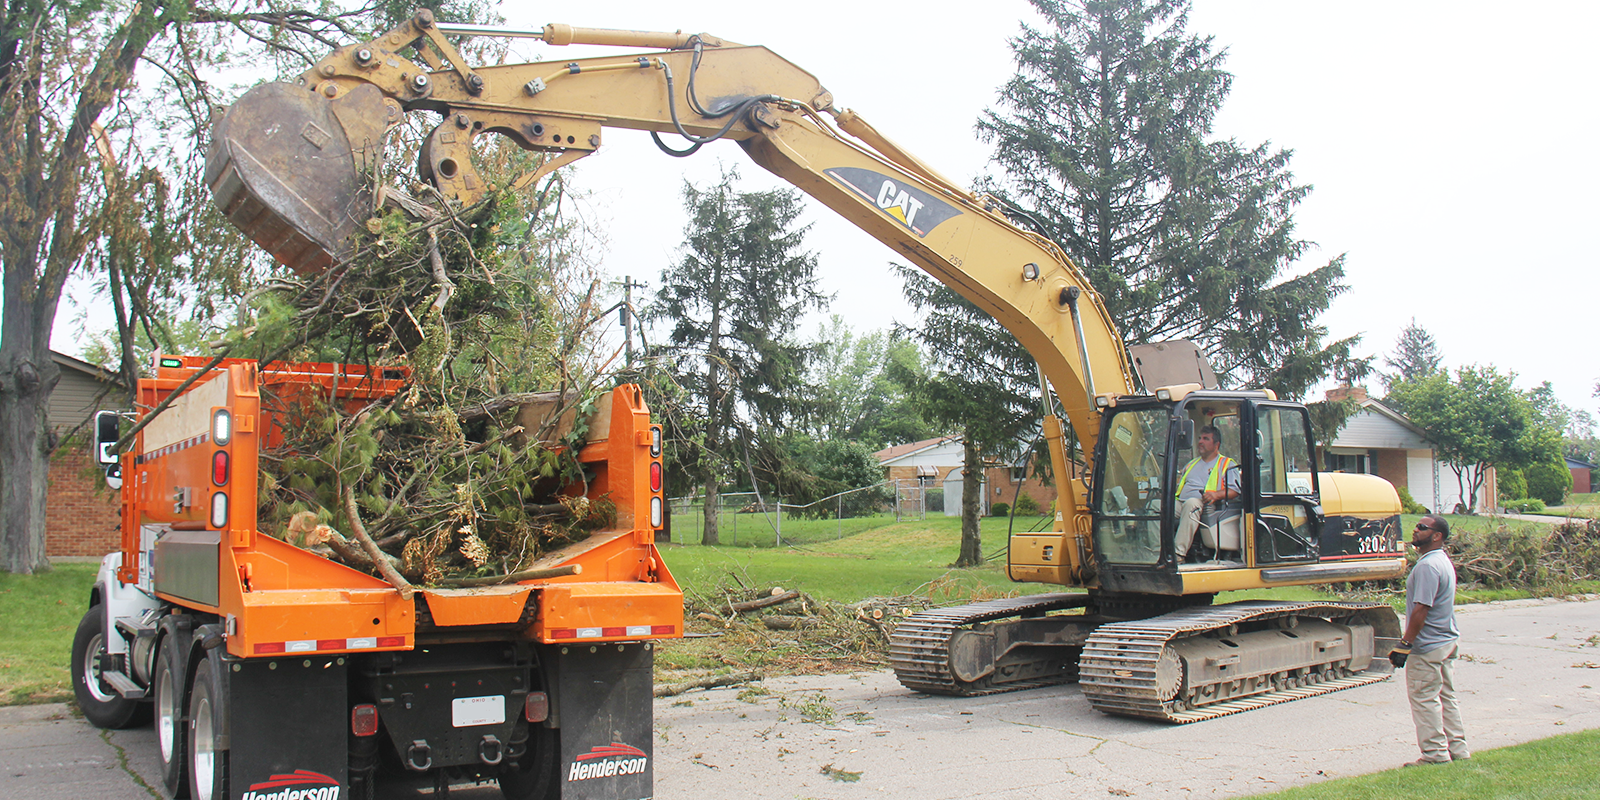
[{"x1": 1176, "y1": 455, "x2": 1234, "y2": 499}]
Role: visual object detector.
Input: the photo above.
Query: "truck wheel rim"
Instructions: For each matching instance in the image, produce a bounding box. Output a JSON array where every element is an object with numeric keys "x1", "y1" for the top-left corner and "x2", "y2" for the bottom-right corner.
[
  {"x1": 157, "y1": 669, "x2": 176, "y2": 762},
  {"x1": 193, "y1": 695, "x2": 215, "y2": 800},
  {"x1": 81, "y1": 633, "x2": 116, "y2": 703}
]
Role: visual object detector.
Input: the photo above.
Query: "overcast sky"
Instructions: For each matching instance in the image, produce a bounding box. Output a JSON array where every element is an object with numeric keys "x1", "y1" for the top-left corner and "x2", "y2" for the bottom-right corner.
[{"x1": 56, "y1": 1, "x2": 1599, "y2": 416}]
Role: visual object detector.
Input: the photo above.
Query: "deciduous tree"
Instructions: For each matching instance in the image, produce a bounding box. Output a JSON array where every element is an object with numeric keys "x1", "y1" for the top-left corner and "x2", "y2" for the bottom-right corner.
[{"x1": 1387, "y1": 366, "x2": 1560, "y2": 512}]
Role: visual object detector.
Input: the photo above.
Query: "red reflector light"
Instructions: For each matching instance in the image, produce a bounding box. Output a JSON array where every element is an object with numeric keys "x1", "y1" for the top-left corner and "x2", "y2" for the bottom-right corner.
[
  {"x1": 317, "y1": 639, "x2": 345, "y2": 651},
  {"x1": 351, "y1": 704, "x2": 379, "y2": 737},
  {"x1": 649, "y1": 461, "x2": 661, "y2": 492},
  {"x1": 524, "y1": 692, "x2": 549, "y2": 723},
  {"x1": 549, "y1": 628, "x2": 576, "y2": 640},
  {"x1": 375, "y1": 636, "x2": 406, "y2": 648},
  {"x1": 211, "y1": 450, "x2": 229, "y2": 486},
  {"x1": 254, "y1": 642, "x2": 286, "y2": 654},
  {"x1": 651, "y1": 625, "x2": 675, "y2": 635},
  {"x1": 602, "y1": 627, "x2": 625, "y2": 637}
]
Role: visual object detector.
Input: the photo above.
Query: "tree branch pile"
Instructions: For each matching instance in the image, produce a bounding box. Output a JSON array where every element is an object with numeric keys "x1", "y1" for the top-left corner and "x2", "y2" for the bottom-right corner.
[{"x1": 243, "y1": 179, "x2": 615, "y2": 587}]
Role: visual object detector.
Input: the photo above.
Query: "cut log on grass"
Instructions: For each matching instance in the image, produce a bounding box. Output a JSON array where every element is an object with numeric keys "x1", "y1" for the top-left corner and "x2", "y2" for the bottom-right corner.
[
  {"x1": 762, "y1": 615, "x2": 819, "y2": 631},
  {"x1": 652, "y1": 670, "x2": 763, "y2": 698},
  {"x1": 728, "y1": 590, "x2": 800, "y2": 614}
]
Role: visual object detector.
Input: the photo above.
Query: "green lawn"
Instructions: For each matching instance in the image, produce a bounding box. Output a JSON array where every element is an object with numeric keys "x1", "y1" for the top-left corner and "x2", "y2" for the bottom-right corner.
[
  {"x1": 0, "y1": 562, "x2": 97, "y2": 705},
  {"x1": 1246, "y1": 728, "x2": 1600, "y2": 799},
  {"x1": 1545, "y1": 492, "x2": 1600, "y2": 520}
]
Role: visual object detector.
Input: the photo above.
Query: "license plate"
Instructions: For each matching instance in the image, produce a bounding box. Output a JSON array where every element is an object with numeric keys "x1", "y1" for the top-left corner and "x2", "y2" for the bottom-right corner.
[{"x1": 451, "y1": 695, "x2": 505, "y2": 727}]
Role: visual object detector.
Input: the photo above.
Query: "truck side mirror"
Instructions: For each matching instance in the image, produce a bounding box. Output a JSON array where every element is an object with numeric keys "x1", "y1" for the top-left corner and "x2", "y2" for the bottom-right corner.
[
  {"x1": 93, "y1": 410, "x2": 121, "y2": 466},
  {"x1": 1174, "y1": 418, "x2": 1194, "y2": 450}
]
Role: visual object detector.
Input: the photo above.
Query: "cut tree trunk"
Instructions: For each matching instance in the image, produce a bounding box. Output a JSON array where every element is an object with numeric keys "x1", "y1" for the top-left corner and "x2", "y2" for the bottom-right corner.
[{"x1": 956, "y1": 432, "x2": 983, "y2": 568}]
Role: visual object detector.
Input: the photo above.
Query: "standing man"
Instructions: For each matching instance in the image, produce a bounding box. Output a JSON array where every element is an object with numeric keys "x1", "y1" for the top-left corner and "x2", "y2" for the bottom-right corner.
[
  {"x1": 1388, "y1": 515, "x2": 1469, "y2": 766},
  {"x1": 1173, "y1": 425, "x2": 1240, "y2": 560}
]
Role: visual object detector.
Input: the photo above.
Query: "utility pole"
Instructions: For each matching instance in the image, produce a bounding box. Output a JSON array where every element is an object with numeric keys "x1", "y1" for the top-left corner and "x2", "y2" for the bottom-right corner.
[{"x1": 620, "y1": 275, "x2": 645, "y2": 367}]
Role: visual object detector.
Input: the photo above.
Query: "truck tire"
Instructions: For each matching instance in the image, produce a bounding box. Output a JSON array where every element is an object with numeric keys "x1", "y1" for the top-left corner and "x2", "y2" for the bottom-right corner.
[
  {"x1": 187, "y1": 654, "x2": 229, "y2": 800},
  {"x1": 71, "y1": 605, "x2": 151, "y2": 729},
  {"x1": 154, "y1": 636, "x2": 190, "y2": 798},
  {"x1": 496, "y1": 721, "x2": 559, "y2": 800}
]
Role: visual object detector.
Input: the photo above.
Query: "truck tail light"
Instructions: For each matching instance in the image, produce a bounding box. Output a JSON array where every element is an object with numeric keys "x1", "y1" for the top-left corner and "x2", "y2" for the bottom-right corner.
[
  {"x1": 649, "y1": 426, "x2": 661, "y2": 457},
  {"x1": 209, "y1": 492, "x2": 229, "y2": 528},
  {"x1": 650, "y1": 497, "x2": 662, "y2": 528},
  {"x1": 212, "y1": 409, "x2": 232, "y2": 445},
  {"x1": 212, "y1": 451, "x2": 230, "y2": 486},
  {"x1": 524, "y1": 692, "x2": 549, "y2": 723},
  {"x1": 351, "y1": 704, "x2": 379, "y2": 736},
  {"x1": 649, "y1": 462, "x2": 661, "y2": 492}
]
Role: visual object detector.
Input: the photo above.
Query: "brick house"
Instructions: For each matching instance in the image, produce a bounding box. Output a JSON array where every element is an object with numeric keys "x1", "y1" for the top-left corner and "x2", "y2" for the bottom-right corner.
[
  {"x1": 1568, "y1": 457, "x2": 1594, "y2": 496},
  {"x1": 45, "y1": 351, "x2": 127, "y2": 558}
]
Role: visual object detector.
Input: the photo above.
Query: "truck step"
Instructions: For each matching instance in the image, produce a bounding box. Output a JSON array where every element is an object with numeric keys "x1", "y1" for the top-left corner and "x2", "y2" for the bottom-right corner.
[{"x1": 101, "y1": 670, "x2": 147, "y2": 699}]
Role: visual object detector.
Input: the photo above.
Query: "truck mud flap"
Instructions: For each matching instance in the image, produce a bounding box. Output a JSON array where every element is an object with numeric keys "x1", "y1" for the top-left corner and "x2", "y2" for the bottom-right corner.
[
  {"x1": 548, "y1": 643, "x2": 654, "y2": 800},
  {"x1": 227, "y1": 654, "x2": 348, "y2": 800}
]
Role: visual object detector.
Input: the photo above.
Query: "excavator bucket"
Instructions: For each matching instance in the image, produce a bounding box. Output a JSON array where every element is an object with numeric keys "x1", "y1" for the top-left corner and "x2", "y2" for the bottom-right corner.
[{"x1": 205, "y1": 82, "x2": 390, "y2": 276}]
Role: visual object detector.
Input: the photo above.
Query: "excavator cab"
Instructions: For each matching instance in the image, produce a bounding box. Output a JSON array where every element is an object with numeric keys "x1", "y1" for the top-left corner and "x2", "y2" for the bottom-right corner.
[{"x1": 1089, "y1": 389, "x2": 1324, "y2": 595}]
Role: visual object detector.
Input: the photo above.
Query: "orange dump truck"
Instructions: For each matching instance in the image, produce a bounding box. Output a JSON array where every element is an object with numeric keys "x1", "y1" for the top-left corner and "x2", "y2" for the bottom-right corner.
[{"x1": 71, "y1": 355, "x2": 681, "y2": 800}]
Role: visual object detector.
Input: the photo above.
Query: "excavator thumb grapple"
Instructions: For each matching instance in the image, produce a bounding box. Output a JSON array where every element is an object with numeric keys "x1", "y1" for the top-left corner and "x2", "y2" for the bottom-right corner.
[{"x1": 206, "y1": 82, "x2": 388, "y2": 276}]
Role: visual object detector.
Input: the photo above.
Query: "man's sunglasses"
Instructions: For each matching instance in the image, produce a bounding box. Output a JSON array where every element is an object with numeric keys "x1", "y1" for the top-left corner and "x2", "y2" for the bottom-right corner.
[{"x1": 1414, "y1": 523, "x2": 1439, "y2": 533}]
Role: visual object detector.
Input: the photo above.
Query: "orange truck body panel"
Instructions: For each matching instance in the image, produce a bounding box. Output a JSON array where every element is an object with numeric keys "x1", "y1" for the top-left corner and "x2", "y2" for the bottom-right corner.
[{"x1": 118, "y1": 355, "x2": 680, "y2": 659}]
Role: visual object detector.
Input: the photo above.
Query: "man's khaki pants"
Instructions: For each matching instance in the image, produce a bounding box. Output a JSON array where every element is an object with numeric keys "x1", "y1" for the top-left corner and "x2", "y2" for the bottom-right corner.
[
  {"x1": 1406, "y1": 642, "x2": 1469, "y2": 762},
  {"x1": 1174, "y1": 497, "x2": 1203, "y2": 558}
]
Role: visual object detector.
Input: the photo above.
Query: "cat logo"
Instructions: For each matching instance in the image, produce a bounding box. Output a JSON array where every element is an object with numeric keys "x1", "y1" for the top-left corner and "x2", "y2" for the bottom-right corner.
[{"x1": 824, "y1": 167, "x2": 961, "y2": 238}]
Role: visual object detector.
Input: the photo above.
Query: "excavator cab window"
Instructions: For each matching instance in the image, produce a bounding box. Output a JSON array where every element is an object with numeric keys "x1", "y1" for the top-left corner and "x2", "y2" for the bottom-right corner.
[
  {"x1": 1092, "y1": 405, "x2": 1170, "y2": 565},
  {"x1": 1249, "y1": 403, "x2": 1322, "y2": 563}
]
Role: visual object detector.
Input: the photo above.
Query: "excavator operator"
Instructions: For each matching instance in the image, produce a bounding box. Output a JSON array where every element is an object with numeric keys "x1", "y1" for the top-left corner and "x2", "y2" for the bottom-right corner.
[{"x1": 1174, "y1": 424, "x2": 1240, "y2": 560}]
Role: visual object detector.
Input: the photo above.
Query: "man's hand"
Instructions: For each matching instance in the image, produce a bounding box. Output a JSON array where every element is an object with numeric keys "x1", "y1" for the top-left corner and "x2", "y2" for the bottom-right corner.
[
  {"x1": 1388, "y1": 641, "x2": 1412, "y2": 668},
  {"x1": 1202, "y1": 489, "x2": 1230, "y2": 504}
]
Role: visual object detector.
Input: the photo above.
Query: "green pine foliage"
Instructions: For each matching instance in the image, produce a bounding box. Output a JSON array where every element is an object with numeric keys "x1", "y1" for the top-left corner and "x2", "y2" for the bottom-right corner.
[{"x1": 976, "y1": 0, "x2": 1357, "y2": 398}]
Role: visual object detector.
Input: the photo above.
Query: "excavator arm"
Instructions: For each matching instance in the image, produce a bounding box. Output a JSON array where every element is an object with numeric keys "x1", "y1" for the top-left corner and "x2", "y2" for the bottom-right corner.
[{"x1": 207, "y1": 9, "x2": 1136, "y2": 580}]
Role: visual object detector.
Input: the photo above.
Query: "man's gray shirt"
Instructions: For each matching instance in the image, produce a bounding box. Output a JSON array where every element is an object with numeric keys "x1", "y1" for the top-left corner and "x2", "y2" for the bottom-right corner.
[
  {"x1": 1406, "y1": 548, "x2": 1459, "y2": 653},
  {"x1": 1177, "y1": 455, "x2": 1241, "y2": 503}
]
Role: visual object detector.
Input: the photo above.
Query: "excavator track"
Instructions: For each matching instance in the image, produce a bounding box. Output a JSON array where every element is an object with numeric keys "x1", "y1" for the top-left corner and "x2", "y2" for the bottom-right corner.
[
  {"x1": 889, "y1": 593, "x2": 1091, "y2": 696},
  {"x1": 1080, "y1": 601, "x2": 1396, "y2": 723}
]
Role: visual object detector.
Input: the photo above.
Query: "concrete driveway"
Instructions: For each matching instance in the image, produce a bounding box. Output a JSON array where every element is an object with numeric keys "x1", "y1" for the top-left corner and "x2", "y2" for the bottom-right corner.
[{"x1": 4, "y1": 596, "x2": 1596, "y2": 799}]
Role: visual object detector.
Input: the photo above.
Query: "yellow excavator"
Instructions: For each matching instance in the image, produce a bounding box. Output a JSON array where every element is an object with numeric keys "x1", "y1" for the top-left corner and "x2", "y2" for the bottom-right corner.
[{"x1": 207, "y1": 10, "x2": 1406, "y2": 724}]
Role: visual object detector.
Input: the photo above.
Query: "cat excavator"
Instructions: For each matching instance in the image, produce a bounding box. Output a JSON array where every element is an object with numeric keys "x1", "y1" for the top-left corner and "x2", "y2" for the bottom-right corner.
[{"x1": 207, "y1": 9, "x2": 1406, "y2": 726}]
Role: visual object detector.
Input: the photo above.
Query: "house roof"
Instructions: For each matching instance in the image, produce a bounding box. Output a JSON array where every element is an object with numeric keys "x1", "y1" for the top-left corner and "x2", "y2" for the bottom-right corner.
[
  {"x1": 1355, "y1": 397, "x2": 1430, "y2": 439},
  {"x1": 1567, "y1": 456, "x2": 1596, "y2": 470},
  {"x1": 874, "y1": 435, "x2": 959, "y2": 465},
  {"x1": 52, "y1": 350, "x2": 123, "y2": 386}
]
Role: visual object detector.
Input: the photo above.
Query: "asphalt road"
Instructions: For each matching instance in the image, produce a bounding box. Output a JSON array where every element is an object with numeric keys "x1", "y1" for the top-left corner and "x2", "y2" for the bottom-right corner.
[{"x1": 4, "y1": 596, "x2": 1596, "y2": 799}]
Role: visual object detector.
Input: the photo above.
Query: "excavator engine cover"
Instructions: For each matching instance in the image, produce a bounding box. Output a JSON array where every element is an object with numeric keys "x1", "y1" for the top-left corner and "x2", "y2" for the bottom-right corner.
[{"x1": 205, "y1": 82, "x2": 389, "y2": 276}]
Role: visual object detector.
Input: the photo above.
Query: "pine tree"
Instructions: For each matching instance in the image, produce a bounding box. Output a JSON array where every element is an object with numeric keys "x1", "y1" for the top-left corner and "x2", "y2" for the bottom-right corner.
[
  {"x1": 895, "y1": 267, "x2": 1040, "y2": 568},
  {"x1": 976, "y1": 0, "x2": 1355, "y2": 398},
  {"x1": 647, "y1": 168, "x2": 827, "y2": 545},
  {"x1": 1382, "y1": 318, "x2": 1443, "y2": 389}
]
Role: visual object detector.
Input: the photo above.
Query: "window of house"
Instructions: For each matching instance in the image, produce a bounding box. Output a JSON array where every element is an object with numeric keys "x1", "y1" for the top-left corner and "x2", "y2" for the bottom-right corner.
[
  {"x1": 1009, "y1": 466, "x2": 1026, "y2": 483},
  {"x1": 1324, "y1": 451, "x2": 1368, "y2": 474}
]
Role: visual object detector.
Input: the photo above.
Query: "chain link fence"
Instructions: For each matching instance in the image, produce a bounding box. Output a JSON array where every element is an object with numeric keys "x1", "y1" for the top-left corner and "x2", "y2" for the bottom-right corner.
[{"x1": 666, "y1": 480, "x2": 941, "y2": 547}]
